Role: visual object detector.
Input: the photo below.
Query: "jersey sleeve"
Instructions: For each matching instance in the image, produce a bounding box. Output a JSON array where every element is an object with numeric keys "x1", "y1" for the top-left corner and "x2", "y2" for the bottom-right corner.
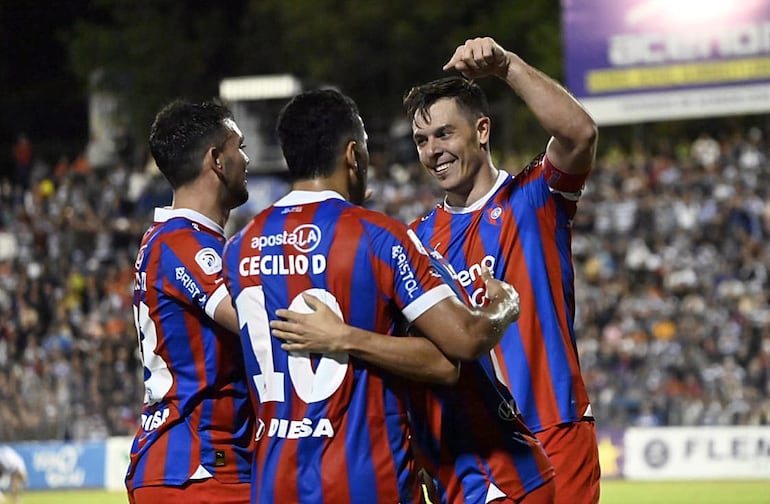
[
  {"x1": 159, "y1": 230, "x2": 229, "y2": 319},
  {"x1": 518, "y1": 153, "x2": 581, "y2": 216},
  {"x1": 378, "y1": 224, "x2": 455, "y2": 323}
]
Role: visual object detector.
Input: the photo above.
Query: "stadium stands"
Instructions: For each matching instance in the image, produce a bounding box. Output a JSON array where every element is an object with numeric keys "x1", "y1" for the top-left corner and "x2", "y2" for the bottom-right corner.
[{"x1": 1, "y1": 126, "x2": 768, "y2": 442}]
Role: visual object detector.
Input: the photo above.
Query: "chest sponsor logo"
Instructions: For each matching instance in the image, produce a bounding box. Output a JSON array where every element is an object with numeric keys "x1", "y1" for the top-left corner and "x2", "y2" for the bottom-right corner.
[{"x1": 455, "y1": 255, "x2": 496, "y2": 306}]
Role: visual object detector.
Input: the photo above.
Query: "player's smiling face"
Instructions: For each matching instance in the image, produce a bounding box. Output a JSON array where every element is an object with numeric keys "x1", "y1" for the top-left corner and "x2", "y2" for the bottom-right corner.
[{"x1": 411, "y1": 97, "x2": 489, "y2": 199}]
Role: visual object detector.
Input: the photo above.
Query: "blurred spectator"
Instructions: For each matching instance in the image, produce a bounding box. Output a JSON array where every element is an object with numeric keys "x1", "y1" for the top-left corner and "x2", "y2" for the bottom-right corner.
[
  {"x1": 11, "y1": 134, "x2": 32, "y2": 192},
  {"x1": 1, "y1": 124, "x2": 770, "y2": 442}
]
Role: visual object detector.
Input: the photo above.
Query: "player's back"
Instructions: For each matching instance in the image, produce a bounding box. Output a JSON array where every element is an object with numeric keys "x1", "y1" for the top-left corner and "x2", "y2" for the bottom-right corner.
[
  {"x1": 127, "y1": 209, "x2": 252, "y2": 490},
  {"x1": 224, "y1": 191, "x2": 445, "y2": 504}
]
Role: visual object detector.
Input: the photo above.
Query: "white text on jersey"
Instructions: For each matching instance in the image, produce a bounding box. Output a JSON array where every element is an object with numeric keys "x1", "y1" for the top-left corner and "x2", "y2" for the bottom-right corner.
[
  {"x1": 141, "y1": 407, "x2": 170, "y2": 431},
  {"x1": 392, "y1": 246, "x2": 419, "y2": 298},
  {"x1": 456, "y1": 255, "x2": 496, "y2": 306},
  {"x1": 239, "y1": 254, "x2": 327, "y2": 276},
  {"x1": 265, "y1": 417, "x2": 334, "y2": 438},
  {"x1": 251, "y1": 224, "x2": 322, "y2": 253}
]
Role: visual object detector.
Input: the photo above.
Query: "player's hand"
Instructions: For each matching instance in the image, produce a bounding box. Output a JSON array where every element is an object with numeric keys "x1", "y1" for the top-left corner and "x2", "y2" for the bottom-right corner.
[
  {"x1": 443, "y1": 37, "x2": 510, "y2": 80},
  {"x1": 481, "y1": 268, "x2": 520, "y2": 324},
  {"x1": 271, "y1": 293, "x2": 350, "y2": 353}
]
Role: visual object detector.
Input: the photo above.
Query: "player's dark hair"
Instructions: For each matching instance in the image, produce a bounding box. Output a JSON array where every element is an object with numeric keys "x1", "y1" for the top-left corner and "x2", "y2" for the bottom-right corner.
[
  {"x1": 276, "y1": 88, "x2": 364, "y2": 181},
  {"x1": 403, "y1": 76, "x2": 490, "y2": 125},
  {"x1": 149, "y1": 99, "x2": 234, "y2": 189}
]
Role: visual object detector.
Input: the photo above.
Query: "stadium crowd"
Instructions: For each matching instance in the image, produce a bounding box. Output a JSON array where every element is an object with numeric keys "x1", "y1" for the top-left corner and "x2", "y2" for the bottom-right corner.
[{"x1": 1, "y1": 124, "x2": 769, "y2": 441}]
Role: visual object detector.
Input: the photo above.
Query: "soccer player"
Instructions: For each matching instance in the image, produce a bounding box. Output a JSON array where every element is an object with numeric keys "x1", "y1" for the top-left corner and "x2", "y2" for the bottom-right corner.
[
  {"x1": 270, "y1": 253, "x2": 556, "y2": 504},
  {"x1": 125, "y1": 100, "x2": 254, "y2": 504},
  {"x1": 0, "y1": 445, "x2": 27, "y2": 504},
  {"x1": 403, "y1": 37, "x2": 601, "y2": 503},
  {"x1": 222, "y1": 88, "x2": 522, "y2": 503}
]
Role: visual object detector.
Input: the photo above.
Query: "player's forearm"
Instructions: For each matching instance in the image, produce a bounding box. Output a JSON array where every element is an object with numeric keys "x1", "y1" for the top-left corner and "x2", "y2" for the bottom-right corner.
[
  {"x1": 422, "y1": 286, "x2": 519, "y2": 361},
  {"x1": 342, "y1": 327, "x2": 460, "y2": 385},
  {"x1": 502, "y1": 52, "x2": 597, "y2": 173}
]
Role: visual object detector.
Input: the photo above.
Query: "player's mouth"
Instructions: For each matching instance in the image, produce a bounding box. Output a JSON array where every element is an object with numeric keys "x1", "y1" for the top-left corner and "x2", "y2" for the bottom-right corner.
[{"x1": 433, "y1": 160, "x2": 454, "y2": 175}]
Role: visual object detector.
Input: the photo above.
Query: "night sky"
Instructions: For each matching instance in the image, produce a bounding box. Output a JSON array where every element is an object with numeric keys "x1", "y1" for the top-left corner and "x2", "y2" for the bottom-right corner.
[{"x1": 1, "y1": 1, "x2": 91, "y2": 172}]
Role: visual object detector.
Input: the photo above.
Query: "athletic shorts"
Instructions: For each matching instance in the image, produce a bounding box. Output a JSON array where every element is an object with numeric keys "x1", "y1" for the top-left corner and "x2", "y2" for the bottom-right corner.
[
  {"x1": 536, "y1": 419, "x2": 600, "y2": 504},
  {"x1": 128, "y1": 478, "x2": 250, "y2": 504}
]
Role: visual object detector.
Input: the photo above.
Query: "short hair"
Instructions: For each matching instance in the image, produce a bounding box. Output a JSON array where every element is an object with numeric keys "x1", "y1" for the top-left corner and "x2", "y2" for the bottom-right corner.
[
  {"x1": 403, "y1": 76, "x2": 490, "y2": 125},
  {"x1": 276, "y1": 88, "x2": 363, "y2": 180},
  {"x1": 148, "y1": 99, "x2": 234, "y2": 189}
]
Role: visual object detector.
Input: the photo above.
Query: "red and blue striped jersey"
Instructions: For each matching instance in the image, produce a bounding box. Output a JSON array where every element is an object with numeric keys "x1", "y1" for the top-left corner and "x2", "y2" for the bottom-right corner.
[
  {"x1": 408, "y1": 251, "x2": 554, "y2": 503},
  {"x1": 411, "y1": 156, "x2": 592, "y2": 433},
  {"x1": 222, "y1": 190, "x2": 456, "y2": 504},
  {"x1": 125, "y1": 207, "x2": 253, "y2": 491}
]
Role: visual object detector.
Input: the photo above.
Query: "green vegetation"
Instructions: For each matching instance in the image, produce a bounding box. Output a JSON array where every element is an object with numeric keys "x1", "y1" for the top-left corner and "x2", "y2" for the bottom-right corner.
[
  {"x1": 601, "y1": 479, "x2": 770, "y2": 504},
  {"x1": 26, "y1": 490, "x2": 126, "y2": 504}
]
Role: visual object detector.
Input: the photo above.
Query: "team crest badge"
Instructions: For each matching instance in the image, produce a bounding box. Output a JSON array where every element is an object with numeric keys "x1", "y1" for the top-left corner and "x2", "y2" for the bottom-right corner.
[{"x1": 484, "y1": 206, "x2": 503, "y2": 226}]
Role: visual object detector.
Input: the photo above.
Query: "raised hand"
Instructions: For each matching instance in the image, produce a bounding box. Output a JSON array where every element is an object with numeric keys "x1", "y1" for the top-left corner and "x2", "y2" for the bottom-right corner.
[
  {"x1": 480, "y1": 268, "x2": 520, "y2": 326},
  {"x1": 443, "y1": 37, "x2": 510, "y2": 80}
]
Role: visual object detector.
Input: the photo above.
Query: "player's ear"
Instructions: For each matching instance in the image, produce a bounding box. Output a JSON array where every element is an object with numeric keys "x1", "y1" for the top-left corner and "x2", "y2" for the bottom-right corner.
[
  {"x1": 344, "y1": 140, "x2": 358, "y2": 170},
  {"x1": 207, "y1": 146, "x2": 225, "y2": 176},
  {"x1": 476, "y1": 116, "x2": 491, "y2": 147}
]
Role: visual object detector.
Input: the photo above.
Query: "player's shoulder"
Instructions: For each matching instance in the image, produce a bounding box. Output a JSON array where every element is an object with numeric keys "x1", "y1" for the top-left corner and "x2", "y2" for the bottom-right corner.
[
  {"x1": 343, "y1": 205, "x2": 409, "y2": 233},
  {"x1": 510, "y1": 152, "x2": 546, "y2": 183},
  {"x1": 151, "y1": 216, "x2": 218, "y2": 243},
  {"x1": 410, "y1": 204, "x2": 441, "y2": 230}
]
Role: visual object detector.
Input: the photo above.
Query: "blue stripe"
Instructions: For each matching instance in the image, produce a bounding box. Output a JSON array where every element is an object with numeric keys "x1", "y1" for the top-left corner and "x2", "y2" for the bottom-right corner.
[
  {"x1": 164, "y1": 415, "x2": 192, "y2": 481},
  {"x1": 344, "y1": 371, "x2": 379, "y2": 501},
  {"x1": 350, "y1": 219, "x2": 380, "y2": 331},
  {"x1": 516, "y1": 176, "x2": 576, "y2": 425},
  {"x1": 130, "y1": 436, "x2": 147, "y2": 486},
  {"x1": 157, "y1": 242, "x2": 200, "y2": 413}
]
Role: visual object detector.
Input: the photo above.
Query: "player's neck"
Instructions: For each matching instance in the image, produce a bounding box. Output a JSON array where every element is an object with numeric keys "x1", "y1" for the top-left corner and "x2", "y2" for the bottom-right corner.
[
  {"x1": 292, "y1": 172, "x2": 350, "y2": 201},
  {"x1": 446, "y1": 164, "x2": 500, "y2": 208},
  {"x1": 171, "y1": 187, "x2": 228, "y2": 229}
]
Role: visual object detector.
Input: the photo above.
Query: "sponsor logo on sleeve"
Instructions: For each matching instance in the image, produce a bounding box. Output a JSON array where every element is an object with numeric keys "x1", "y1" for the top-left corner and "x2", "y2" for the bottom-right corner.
[
  {"x1": 175, "y1": 266, "x2": 204, "y2": 302},
  {"x1": 195, "y1": 247, "x2": 223, "y2": 275},
  {"x1": 392, "y1": 245, "x2": 419, "y2": 298}
]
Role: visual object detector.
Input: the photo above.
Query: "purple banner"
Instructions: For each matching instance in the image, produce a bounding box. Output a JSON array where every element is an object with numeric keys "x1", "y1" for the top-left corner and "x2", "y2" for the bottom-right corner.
[{"x1": 561, "y1": 0, "x2": 770, "y2": 124}]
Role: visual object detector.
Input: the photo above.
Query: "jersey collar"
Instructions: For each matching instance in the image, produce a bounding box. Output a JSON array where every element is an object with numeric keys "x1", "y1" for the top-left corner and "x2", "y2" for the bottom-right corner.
[
  {"x1": 274, "y1": 190, "x2": 345, "y2": 206},
  {"x1": 443, "y1": 170, "x2": 509, "y2": 214},
  {"x1": 153, "y1": 207, "x2": 225, "y2": 236}
]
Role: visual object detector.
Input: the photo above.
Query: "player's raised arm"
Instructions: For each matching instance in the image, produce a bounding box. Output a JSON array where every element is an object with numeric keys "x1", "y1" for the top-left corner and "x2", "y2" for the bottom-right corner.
[{"x1": 444, "y1": 36, "x2": 597, "y2": 176}]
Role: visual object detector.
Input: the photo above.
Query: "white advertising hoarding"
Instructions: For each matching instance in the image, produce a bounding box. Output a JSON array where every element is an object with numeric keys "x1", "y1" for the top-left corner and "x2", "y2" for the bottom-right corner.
[{"x1": 624, "y1": 426, "x2": 770, "y2": 480}]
